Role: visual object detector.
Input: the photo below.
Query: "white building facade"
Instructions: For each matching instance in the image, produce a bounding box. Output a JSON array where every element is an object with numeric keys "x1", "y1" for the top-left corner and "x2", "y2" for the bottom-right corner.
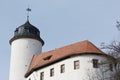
[{"x1": 26, "y1": 54, "x2": 115, "y2": 80}]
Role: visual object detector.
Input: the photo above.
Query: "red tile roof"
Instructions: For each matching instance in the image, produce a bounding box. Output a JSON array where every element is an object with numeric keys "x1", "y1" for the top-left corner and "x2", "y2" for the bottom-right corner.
[{"x1": 25, "y1": 40, "x2": 105, "y2": 77}]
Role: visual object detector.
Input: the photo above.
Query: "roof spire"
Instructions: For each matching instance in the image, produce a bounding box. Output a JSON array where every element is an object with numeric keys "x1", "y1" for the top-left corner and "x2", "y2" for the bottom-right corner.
[{"x1": 26, "y1": 7, "x2": 31, "y2": 21}]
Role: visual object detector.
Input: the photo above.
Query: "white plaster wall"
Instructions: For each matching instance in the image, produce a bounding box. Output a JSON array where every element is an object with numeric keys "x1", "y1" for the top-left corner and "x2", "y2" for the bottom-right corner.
[
  {"x1": 27, "y1": 54, "x2": 114, "y2": 80},
  {"x1": 9, "y1": 38, "x2": 42, "y2": 80}
]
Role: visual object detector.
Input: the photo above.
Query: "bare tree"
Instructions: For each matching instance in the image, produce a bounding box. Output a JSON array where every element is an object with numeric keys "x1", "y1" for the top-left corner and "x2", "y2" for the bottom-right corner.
[
  {"x1": 84, "y1": 60, "x2": 115, "y2": 80},
  {"x1": 83, "y1": 21, "x2": 120, "y2": 80},
  {"x1": 100, "y1": 42, "x2": 120, "y2": 80}
]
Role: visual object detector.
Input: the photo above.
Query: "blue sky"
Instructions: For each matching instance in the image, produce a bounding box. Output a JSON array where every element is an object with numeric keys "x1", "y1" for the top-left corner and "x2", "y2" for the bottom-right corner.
[{"x1": 0, "y1": 0, "x2": 120, "y2": 80}]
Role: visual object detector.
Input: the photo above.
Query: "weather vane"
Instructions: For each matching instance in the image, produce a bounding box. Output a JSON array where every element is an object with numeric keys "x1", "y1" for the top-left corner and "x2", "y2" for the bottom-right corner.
[{"x1": 26, "y1": 7, "x2": 31, "y2": 21}]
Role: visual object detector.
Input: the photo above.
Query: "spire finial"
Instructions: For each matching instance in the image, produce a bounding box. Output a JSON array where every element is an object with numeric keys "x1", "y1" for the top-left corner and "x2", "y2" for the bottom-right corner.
[{"x1": 26, "y1": 7, "x2": 31, "y2": 21}]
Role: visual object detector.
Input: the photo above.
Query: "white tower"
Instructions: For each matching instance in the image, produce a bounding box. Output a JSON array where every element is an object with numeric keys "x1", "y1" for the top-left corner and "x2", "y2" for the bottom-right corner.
[{"x1": 9, "y1": 20, "x2": 44, "y2": 80}]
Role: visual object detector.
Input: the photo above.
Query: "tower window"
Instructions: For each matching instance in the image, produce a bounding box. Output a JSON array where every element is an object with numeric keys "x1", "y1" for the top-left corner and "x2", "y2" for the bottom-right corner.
[
  {"x1": 40, "y1": 72, "x2": 44, "y2": 80},
  {"x1": 50, "y1": 68, "x2": 54, "y2": 77},
  {"x1": 74, "y1": 60, "x2": 79, "y2": 70},
  {"x1": 24, "y1": 27, "x2": 29, "y2": 32},
  {"x1": 61, "y1": 64, "x2": 65, "y2": 73},
  {"x1": 92, "y1": 59, "x2": 99, "y2": 68}
]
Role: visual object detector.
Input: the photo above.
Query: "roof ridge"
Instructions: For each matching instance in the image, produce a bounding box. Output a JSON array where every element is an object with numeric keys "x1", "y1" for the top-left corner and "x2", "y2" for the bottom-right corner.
[{"x1": 42, "y1": 40, "x2": 89, "y2": 53}]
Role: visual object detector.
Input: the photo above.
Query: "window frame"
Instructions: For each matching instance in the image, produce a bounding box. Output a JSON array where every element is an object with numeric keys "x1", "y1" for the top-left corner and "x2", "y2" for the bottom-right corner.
[
  {"x1": 40, "y1": 72, "x2": 44, "y2": 80},
  {"x1": 74, "y1": 60, "x2": 80, "y2": 70},
  {"x1": 61, "y1": 64, "x2": 65, "y2": 73},
  {"x1": 50, "y1": 68, "x2": 54, "y2": 77},
  {"x1": 109, "y1": 63, "x2": 113, "y2": 71},
  {"x1": 92, "y1": 59, "x2": 99, "y2": 68}
]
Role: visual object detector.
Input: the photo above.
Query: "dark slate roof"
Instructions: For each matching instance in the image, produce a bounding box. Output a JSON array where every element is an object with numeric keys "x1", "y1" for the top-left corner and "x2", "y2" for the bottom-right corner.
[{"x1": 9, "y1": 20, "x2": 44, "y2": 45}]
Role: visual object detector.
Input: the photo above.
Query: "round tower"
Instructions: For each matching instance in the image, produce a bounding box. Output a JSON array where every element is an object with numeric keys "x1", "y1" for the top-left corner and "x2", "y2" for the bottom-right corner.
[{"x1": 9, "y1": 20, "x2": 44, "y2": 80}]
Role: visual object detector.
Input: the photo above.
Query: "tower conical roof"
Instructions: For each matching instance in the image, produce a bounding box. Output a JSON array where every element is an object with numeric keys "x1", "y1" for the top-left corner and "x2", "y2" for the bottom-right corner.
[{"x1": 10, "y1": 20, "x2": 44, "y2": 45}]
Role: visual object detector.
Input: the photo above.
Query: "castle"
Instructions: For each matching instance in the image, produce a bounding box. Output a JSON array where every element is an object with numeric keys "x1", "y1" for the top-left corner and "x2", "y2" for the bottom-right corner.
[{"x1": 9, "y1": 19, "x2": 115, "y2": 80}]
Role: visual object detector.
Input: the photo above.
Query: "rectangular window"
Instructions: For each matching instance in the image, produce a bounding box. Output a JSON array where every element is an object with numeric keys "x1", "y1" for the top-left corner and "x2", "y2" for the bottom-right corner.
[
  {"x1": 92, "y1": 59, "x2": 99, "y2": 68},
  {"x1": 109, "y1": 64, "x2": 113, "y2": 71},
  {"x1": 74, "y1": 60, "x2": 79, "y2": 70},
  {"x1": 61, "y1": 64, "x2": 65, "y2": 73},
  {"x1": 40, "y1": 72, "x2": 44, "y2": 80},
  {"x1": 50, "y1": 68, "x2": 54, "y2": 77}
]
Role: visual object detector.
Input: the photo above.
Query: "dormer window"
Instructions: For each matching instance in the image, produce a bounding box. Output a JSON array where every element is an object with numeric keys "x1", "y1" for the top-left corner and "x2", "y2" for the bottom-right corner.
[
  {"x1": 43, "y1": 55, "x2": 52, "y2": 61},
  {"x1": 14, "y1": 28, "x2": 18, "y2": 35},
  {"x1": 92, "y1": 59, "x2": 99, "y2": 68},
  {"x1": 24, "y1": 27, "x2": 29, "y2": 32}
]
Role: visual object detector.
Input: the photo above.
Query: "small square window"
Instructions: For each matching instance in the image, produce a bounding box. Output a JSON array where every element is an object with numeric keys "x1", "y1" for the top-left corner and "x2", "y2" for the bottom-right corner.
[
  {"x1": 74, "y1": 60, "x2": 79, "y2": 70},
  {"x1": 50, "y1": 68, "x2": 54, "y2": 77},
  {"x1": 61, "y1": 64, "x2": 65, "y2": 73}
]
